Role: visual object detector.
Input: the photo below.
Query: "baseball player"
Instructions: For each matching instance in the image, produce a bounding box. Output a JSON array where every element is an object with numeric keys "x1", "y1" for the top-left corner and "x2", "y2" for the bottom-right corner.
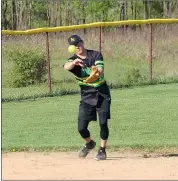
[{"x1": 63, "y1": 35, "x2": 111, "y2": 160}]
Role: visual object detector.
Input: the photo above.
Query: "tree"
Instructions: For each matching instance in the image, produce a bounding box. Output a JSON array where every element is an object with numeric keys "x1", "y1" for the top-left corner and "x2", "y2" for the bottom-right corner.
[
  {"x1": 2, "y1": 0, "x2": 9, "y2": 29},
  {"x1": 164, "y1": 0, "x2": 173, "y2": 18},
  {"x1": 1, "y1": 0, "x2": 178, "y2": 30},
  {"x1": 12, "y1": 0, "x2": 17, "y2": 30},
  {"x1": 143, "y1": 0, "x2": 150, "y2": 19}
]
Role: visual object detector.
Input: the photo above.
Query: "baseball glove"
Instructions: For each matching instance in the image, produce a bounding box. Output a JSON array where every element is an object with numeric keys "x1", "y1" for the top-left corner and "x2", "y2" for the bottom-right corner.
[{"x1": 83, "y1": 66, "x2": 99, "y2": 83}]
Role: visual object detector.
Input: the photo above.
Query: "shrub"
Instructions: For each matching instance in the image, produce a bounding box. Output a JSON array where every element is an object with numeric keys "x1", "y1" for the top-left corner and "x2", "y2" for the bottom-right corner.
[
  {"x1": 123, "y1": 68, "x2": 146, "y2": 86},
  {"x1": 7, "y1": 46, "x2": 47, "y2": 87}
]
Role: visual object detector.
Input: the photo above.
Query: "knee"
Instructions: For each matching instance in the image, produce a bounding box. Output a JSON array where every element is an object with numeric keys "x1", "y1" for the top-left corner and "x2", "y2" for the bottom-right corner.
[
  {"x1": 78, "y1": 125, "x2": 90, "y2": 139},
  {"x1": 78, "y1": 127, "x2": 86, "y2": 135}
]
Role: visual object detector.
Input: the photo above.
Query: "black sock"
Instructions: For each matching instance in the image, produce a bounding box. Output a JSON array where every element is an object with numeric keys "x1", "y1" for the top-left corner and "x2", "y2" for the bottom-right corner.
[{"x1": 86, "y1": 140, "x2": 95, "y2": 149}]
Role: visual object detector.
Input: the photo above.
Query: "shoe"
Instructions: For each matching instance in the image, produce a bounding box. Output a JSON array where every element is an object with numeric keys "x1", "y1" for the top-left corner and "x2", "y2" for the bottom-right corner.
[
  {"x1": 78, "y1": 140, "x2": 96, "y2": 158},
  {"x1": 95, "y1": 148, "x2": 107, "y2": 160}
]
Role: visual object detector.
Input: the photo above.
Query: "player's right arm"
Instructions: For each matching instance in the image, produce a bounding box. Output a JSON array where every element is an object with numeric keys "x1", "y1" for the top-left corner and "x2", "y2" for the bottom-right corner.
[{"x1": 64, "y1": 58, "x2": 84, "y2": 70}]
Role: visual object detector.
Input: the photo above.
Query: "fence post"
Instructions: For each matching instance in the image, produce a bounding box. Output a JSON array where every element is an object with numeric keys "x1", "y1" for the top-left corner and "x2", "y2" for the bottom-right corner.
[
  {"x1": 99, "y1": 26, "x2": 102, "y2": 53},
  {"x1": 148, "y1": 23, "x2": 153, "y2": 81},
  {"x1": 45, "y1": 32, "x2": 52, "y2": 94}
]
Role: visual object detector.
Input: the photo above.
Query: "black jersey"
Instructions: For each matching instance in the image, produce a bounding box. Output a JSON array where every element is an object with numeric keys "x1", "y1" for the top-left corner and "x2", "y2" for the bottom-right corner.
[{"x1": 66, "y1": 49, "x2": 111, "y2": 106}]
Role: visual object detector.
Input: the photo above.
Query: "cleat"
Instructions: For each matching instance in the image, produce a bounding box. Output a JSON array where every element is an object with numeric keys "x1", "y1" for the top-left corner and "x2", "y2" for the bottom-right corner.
[
  {"x1": 78, "y1": 141, "x2": 96, "y2": 158},
  {"x1": 95, "y1": 149, "x2": 107, "y2": 160}
]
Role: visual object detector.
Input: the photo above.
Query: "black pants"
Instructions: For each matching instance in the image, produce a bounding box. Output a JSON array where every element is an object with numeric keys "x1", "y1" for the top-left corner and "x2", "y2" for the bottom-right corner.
[{"x1": 78, "y1": 95, "x2": 111, "y2": 140}]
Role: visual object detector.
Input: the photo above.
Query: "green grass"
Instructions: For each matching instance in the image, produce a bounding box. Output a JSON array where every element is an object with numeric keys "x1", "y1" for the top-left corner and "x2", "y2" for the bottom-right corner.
[{"x1": 2, "y1": 83, "x2": 178, "y2": 153}]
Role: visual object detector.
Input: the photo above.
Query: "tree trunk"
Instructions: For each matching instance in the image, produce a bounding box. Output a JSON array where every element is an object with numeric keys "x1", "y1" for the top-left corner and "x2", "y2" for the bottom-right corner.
[
  {"x1": 143, "y1": 0, "x2": 150, "y2": 19},
  {"x1": 131, "y1": 0, "x2": 134, "y2": 19},
  {"x1": 164, "y1": 1, "x2": 168, "y2": 18},
  {"x1": 65, "y1": 1, "x2": 68, "y2": 25},
  {"x1": 19, "y1": 1, "x2": 23, "y2": 29},
  {"x1": 21, "y1": 2, "x2": 26, "y2": 29},
  {"x1": 2, "y1": 0, "x2": 8, "y2": 29},
  {"x1": 120, "y1": 0, "x2": 128, "y2": 20},
  {"x1": 125, "y1": 0, "x2": 128, "y2": 20},
  {"x1": 24, "y1": 1, "x2": 28, "y2": 29},
  {"x1": 12, "y1": 0, "x2": 17, "y2": 30},
  {"x1": 164, "y1": 0, "x2": 172, "y2": 18},
  {"x1": 55, "y1": 0, "x2": 59, "y2": 26},
  {"x1": 29, "y1": 0, "x2": 32, "y2": 29},
  {"x1": 59, "y1": 1, "x2": 62, "y2": 26},
  {"x1": 16, "y1": 1, "x2": 19, "y2": 29},
  {"x1": 134, "y1": 2, "x2": 137, "y2": 20},
  {"x1": 120, "y1": 2, "x2": 125, "y2": 20},
  {"x1": 168, "y1": 1, "x2": 172, "y2": 18},
  {"x1": 82, "y1": 1, "x2": 86, "y2": 33},
  {"x1": 47, "y1": 2, "x2": 51, "y2": 27}
]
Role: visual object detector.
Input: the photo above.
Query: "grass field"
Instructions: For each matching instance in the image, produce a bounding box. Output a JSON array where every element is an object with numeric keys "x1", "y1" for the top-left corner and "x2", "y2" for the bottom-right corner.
[{"x1": 2, "y1": 83, "x2": 178, "y2": 153}]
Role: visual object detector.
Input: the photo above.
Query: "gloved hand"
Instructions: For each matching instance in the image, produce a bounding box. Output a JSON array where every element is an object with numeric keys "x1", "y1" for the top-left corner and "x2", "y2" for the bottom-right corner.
[{"x1": 83, "y1": 66, "x2": 99, "y2": 83}]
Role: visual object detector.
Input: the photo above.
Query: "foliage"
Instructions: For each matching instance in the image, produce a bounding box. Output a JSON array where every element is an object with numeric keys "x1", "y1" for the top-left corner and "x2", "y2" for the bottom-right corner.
[
  {"x1": 7, "y1": 46, "x2": 47, "y2": 88},
  {"x1": 2, "y1": 0, "x2": 178, "y2": 30},
  {"x1": 32, "y1": 1, "x2": 48, "y2": 21},
  {"x1": 124, "y1": 68, "x2": 146, "y2": 86}
]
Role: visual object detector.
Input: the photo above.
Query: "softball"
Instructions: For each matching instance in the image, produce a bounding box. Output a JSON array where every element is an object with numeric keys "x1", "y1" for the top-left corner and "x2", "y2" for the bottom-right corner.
[{"x1": 68, "y1": 45, "x2": 76, "y2": 54}]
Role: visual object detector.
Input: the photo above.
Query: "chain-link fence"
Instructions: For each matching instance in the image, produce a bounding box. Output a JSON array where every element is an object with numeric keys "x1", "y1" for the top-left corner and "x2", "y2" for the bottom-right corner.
[{"x1": 2, "y1": 23, "x2": 178, "y2": 102}]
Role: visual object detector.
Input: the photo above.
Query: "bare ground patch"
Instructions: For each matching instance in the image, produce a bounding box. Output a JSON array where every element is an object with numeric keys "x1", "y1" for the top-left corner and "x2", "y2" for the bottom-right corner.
[{"x1": 2, "y1": 151, "x2": 178, "y2": 180}]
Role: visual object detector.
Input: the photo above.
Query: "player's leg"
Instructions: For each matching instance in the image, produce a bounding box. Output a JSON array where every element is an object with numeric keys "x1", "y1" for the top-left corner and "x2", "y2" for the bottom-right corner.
[
  {"x1": 95, "y1": 115, "x2": 109, "y2": 160},
  {"x1": 95, "y1": 96, "x2": 111, "y2": 160},
  {"x1": 78, "y1": 101, "x2": 97, "y2": 158}
]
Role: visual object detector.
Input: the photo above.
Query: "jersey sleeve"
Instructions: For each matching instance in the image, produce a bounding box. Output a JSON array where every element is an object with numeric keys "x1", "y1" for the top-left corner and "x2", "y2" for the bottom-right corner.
[{"x1": 94, "y1": 52, "x2": 104, "y2": 69}]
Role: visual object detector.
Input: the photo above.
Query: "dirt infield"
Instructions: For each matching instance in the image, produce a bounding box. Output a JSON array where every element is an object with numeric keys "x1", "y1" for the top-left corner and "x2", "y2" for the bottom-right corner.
[{"x1": 2, "y1": 151, "x2": 178, "y2": 180}]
